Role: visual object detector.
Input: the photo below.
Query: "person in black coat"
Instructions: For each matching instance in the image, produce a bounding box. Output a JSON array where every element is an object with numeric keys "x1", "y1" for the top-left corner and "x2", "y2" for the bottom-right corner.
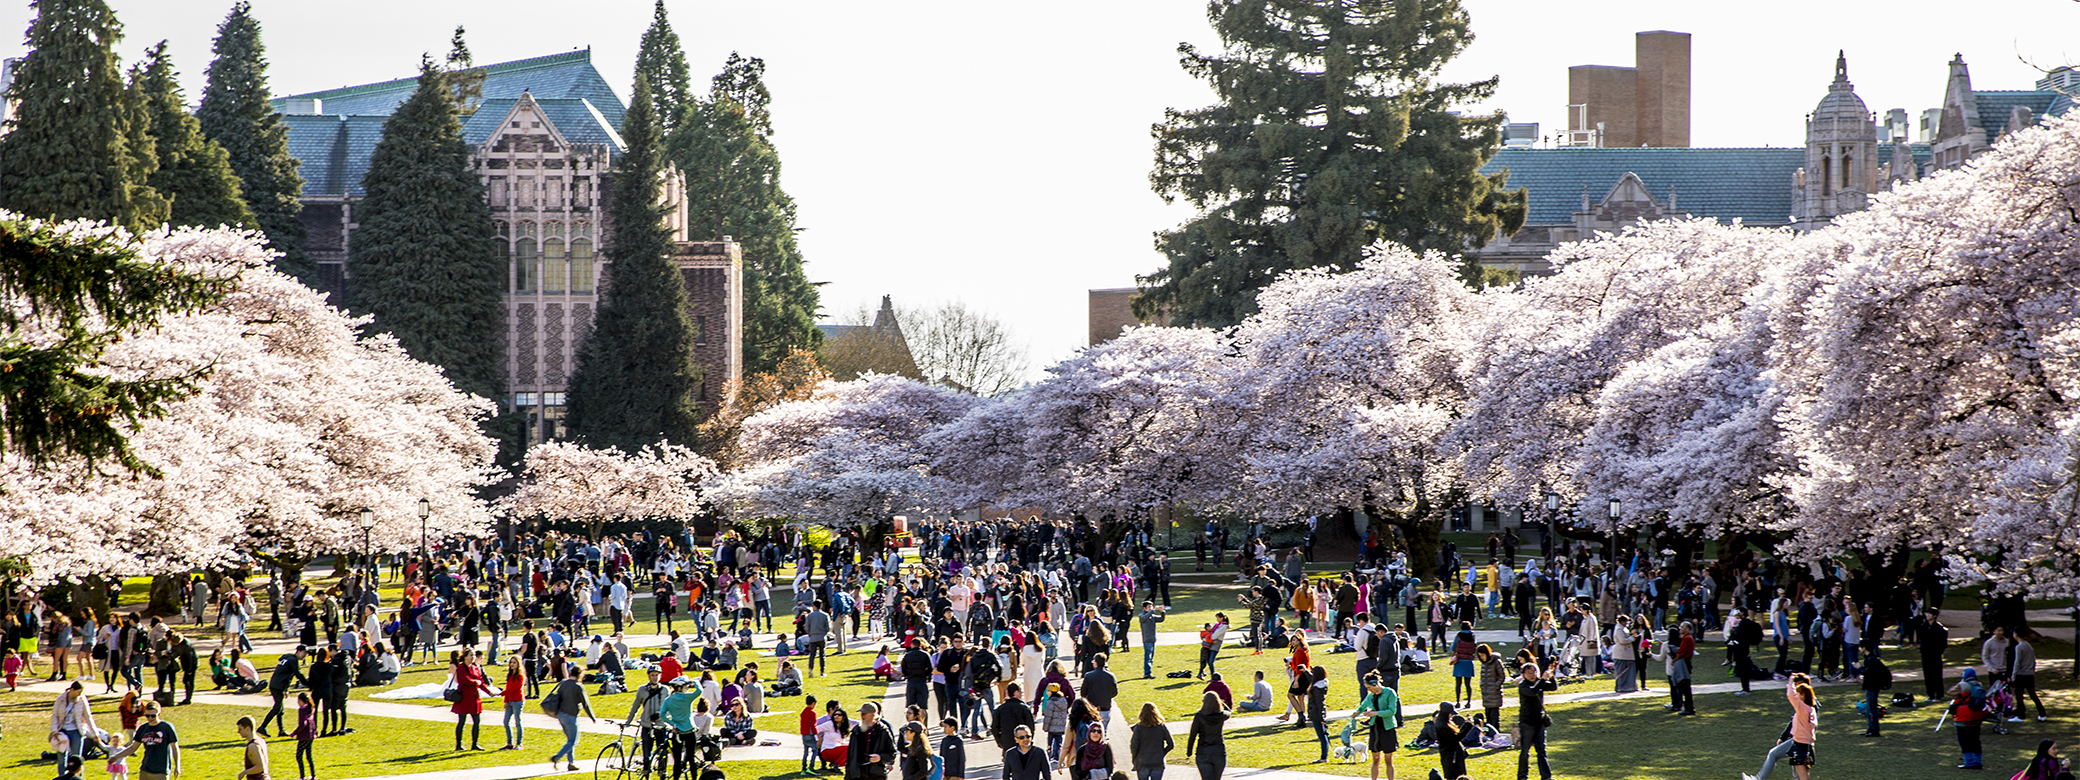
[
  {"x1": 846, "y1": 702, "x2": 897, "y2": 780},
  {"x1": 1001, "y1": 725, "x2": 1049, "y2": 780},
  {"x1": 938, "y1": 716, "x2": 967, "y2": 780},
  {"x1": 258, "y1": 646, "x2": 308, "y2": 737},
  {"x1": 1918, "y1": 610, "x2": 1949, "y2": 702},
  {"x1": 992, "y1": 683, "x2": 1037, "y2": 751}
]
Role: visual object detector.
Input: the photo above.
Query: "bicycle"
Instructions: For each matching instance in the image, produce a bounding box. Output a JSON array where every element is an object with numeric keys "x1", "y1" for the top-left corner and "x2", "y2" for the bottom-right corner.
[{"x1": 595, "y1": 719, "x2": 660, "y2": 780}]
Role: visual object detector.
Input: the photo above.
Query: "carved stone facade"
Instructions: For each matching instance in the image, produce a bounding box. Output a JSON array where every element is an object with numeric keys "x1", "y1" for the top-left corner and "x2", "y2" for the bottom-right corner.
[{"x1": 276, "y1": 51, "x2": 741, "y2": 446}]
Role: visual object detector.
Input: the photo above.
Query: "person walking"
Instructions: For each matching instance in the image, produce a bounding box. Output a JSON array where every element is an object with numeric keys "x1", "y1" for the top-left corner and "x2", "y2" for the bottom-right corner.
[
  {"x1": 1306, "y1": 666, "x2": 1330, "y2": 764},
  {"x1": 1355, "y1": 672, "x2": 1402, "y2": 780},
  {"x1": 1184, "y1": 691, "x2": 1230, "y2": 780},
  {"x1": 236, "y1": 716, "x2": 271, "y2": 780},
  {"x1": 845, "y1": 702, "x2": 896, "y2": 780},
  {"x1": 48, "y1": 681, "x2": 99, "y2": 774},
  {"x1": 546, "y1": 665, "x2": 597, "y2": 771},
  {"x1": 1130, "y1": 703, "x2": 1174, "y2": 780},
  {"x1": 1002, "y1": 726, "x2": 1049, "y2": 780},
  {"x1": 1517, "y1": 660, "x2": 1558, "y2": 780},
  {"x1": 258, "y1": 647, "x2": 307, "y2": 738}
]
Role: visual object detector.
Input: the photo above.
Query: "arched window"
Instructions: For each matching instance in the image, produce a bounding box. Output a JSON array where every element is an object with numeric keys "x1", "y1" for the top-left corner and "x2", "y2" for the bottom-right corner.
[
  {"x1": 546, "y1": 221, "x2": 564, "y2": 237},
  {"x1": 572, "y1": 221, "x2": 592, "y2": 237},
  {"x1": 515, "y1": 238, "x2": 538, "y2": 293},
  {"x1": 543, "y1": 238, "x2": 566, "y2": 293},
  {"x1": 494, "y1": 221, "x2": 509, "y2": 237},
  {"x1": 1842, "y1": 154, "x2": 1853, "y2": 189},
  {"x1": 1821, "y1": 157, "x2": 1833, "y2": 197},
  {"x1": 570, "y1": 238, "x2": 594, "y2": 293},
  {"x1": 520, "y1": 221, "x2": 538, "y2": 238}
]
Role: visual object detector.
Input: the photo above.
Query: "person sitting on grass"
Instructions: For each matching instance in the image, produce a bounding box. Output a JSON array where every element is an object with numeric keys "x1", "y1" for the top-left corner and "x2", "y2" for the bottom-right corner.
[
  {"x1": 720, "y1": 699, "x2": 757, "y2": 745},
  {"x1": 873, "y1": 647, "x2": 897, "y2": 681},
  {"x1": 1236, "y1": 670, "x2": 1274, "y2": 713},
  {"x1": 773, "y1": 660, "x2": 804, "y2": 697}
]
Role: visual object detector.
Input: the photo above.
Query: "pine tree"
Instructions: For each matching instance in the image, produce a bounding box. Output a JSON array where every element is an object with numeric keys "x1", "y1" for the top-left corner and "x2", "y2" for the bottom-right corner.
[
  {"x1": 345, "y1": 58, "x2": 504, "y2": 405},
  {"x1": 197, "y1": 1, "x2": 310, "y2": 283},
  {"x1": 1139, "y1": 0, "x2": 1528, "y2": 327},
  {"x1": 131, "y1": 42, "x2": 256, "y2": 230},
  {"x1": 669, "y1": 54, "x2": 821, "y2": 375},
  {"x1": 634, "y1": 0, "x2": 692, "y2": 133},
  {"x1": 0, "y1": 0, "x2": 166, "y2": 233},
  {"x1": 565, "y1": 75, "x2": 703, "y2": 452}
]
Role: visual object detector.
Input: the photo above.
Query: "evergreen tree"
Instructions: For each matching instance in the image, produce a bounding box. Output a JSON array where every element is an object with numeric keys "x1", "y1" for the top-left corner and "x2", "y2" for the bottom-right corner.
[
  {"x1": 668, "y1": 54, "x2": 821, "y2": 375},
  {"x1": 565, "y1": 75, "x2": 703, "y2": 451},
  {"x1": 1138, "y1": 0, "x2": 1528, "y2": 327},
  {"x1": 0, "y1": 0, "x2": 166, "y2": 233},
  {"x1": 345, "y1": 58, "x2": 504, "y2": 406},
  {"x1": 131, "y1": 42, "x2": 256, "y2": 230},
  {"x1": 196, "y1": 1, "x2": 310, "y2": 283},
  {"x1": 634, "y1": 0, "x2": 692, "y2": 133}
]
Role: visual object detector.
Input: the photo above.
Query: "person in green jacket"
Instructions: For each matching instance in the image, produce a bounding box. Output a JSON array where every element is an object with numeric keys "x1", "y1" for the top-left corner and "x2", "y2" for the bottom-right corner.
[{"x1": 1355, "y1": 672, "x2": 1402, "y2": 780}]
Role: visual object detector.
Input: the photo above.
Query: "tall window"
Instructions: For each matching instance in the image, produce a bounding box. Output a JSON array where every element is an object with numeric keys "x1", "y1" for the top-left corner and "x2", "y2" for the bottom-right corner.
[
  {"x1": 543, "y1": 238, "x2": 567, "y2": 293},
  {"x1": 570, "y1": 238, "x2": 594, "y2": 292},
  {"x1": 515, "y1": 238, "x2": 538, "y2": 293}
]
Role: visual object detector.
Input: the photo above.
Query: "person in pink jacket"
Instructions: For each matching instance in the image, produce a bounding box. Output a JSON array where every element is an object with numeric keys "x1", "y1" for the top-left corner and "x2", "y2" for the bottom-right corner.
[{"x1": 1785, "y1": 674, "x2": 1818, "y2": 779}]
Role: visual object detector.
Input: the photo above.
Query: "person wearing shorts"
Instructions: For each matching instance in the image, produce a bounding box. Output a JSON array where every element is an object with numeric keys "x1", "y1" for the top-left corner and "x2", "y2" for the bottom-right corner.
[{"x1": 1356, "y1": 673, "x2": 1400, "y2": 780}]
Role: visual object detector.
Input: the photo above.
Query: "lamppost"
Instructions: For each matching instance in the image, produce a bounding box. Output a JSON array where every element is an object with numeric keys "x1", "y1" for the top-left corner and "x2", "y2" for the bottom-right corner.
[
  {"x1": 358, "y1": 506, "x2": 376, "y2": 577},
  {"x1": 1607, "y1": 498, "x2": 1621, "y2": 565},
  {"x1": 418, "y1": 497, "x2": 431, "y2": 563}
]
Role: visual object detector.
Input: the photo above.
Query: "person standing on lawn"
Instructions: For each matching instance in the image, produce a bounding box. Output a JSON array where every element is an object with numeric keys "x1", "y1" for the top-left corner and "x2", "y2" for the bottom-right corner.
[
  {"x1": 1860, "y1": 653, "x2": 1891, "y2": 737},
  {"x1": 1517, "y1": 660, "x2": 1558, "y2": 780},
  {"x1": 1918, "y1": 610, "x2": 1950, "y2": 704},
  {"x1": 1185, "y1": 691, "x2": 1230, "y2": 780},
  {"x1": 1783, "y1": 674, "x2": 1819, "y2": 780},
  {"x1": 106, "y1": 700, "x2": 178, "y2": 780},
  {"x1": 1355, "y1": 672, "x2": 1401, "y2": 780},
  {"x1": 1135, "y1": 602, "x2": 1165, "y2": 679},
  {"x1": 236, "y1": 716, "x2": 270, "y2": 780}
]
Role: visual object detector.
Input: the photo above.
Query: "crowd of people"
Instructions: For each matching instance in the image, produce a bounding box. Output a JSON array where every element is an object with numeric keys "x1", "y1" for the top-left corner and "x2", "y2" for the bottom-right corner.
[{"x1": 4, "y1": 516, "x2": 2075, "y2": 780}]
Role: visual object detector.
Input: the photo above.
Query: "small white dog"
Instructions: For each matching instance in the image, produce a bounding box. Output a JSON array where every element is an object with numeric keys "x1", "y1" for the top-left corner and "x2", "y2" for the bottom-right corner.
[{"x1": 1333, "y1": 741, "x2": 1368, "y2": 762}]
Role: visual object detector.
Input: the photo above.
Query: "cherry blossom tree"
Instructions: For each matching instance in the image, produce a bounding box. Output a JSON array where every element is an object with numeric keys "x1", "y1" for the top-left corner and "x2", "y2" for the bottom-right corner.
[
  {"x1": 1225, "y1": 245, "x2": 1478, "y2": 576},
  {"x1": 1005, "y1": 326, "x2": 1244, "y2": 519},
  {"x1": 713, "y1": 373, "x2": 977, "y2": 531},
  {"x1": 496, "y1": 440, "x2": 716, "y2": 540},
  {"x1": 0, "y1": 226, "x2": 500, "y2": 584},
  {"x1": 1775, "y1": 117, "x2": 2080, "y2": 593}
]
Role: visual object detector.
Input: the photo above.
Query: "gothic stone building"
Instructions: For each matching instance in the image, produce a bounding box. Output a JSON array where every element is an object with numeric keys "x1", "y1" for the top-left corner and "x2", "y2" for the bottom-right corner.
[
  {"x1": 271, "y1": 50, "x2": 741, "y2": 443},
  {"x1": 1477, "y1": 51, "x2": 2069, "y2": 274}
]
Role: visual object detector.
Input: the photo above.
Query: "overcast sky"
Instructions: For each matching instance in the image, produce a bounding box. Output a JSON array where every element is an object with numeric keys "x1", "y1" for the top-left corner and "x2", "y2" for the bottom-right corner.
[{"x1": 7, "y1": 0, "x2": 2072, "y2": 376}]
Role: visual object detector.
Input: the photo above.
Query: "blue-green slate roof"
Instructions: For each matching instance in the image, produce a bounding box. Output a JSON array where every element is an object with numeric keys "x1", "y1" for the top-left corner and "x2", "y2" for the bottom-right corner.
[
  {"x1": 271, "y1": 50, "x2": 627, "y2": 199},
  {"x1": 1972, "y1": 90, "x2": 2068, "y2": 145},
  {"x1": 1484, "y1": 147, "x2": 1806, "y2": 225}
]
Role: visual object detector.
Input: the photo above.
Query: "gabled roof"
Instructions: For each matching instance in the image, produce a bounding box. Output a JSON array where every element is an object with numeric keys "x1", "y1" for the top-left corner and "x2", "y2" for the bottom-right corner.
[
  {"x1": 1973, "y1": 90, "x2": 2065, "y2": 143},
  {"x1": 272, "y1": 51, "x2": 629, "y2": 199},
  {"x1": 461, "y1": 97, "x2": 625, "y2": 150},
  {"x1": 271, "y1": 49, "x2": 627, "y2": 129},
  {"x1": 1484, "y1": 147, "x2": 1806, "y2": 225}
]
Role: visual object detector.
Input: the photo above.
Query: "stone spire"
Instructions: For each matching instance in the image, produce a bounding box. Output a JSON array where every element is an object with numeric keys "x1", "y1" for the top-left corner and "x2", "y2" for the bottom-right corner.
[{"x1": 1832, "y1": 50, "x2": 1852, "y2": 92}]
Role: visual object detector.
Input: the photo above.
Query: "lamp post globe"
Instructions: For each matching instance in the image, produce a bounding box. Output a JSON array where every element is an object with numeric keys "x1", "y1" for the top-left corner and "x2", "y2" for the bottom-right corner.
[
  {"x1": 357, "y1": 506, "x2": 375, "y2": 573},
  {"x1": 418, "y1": 498, "x2": 431, "y2": 561}
]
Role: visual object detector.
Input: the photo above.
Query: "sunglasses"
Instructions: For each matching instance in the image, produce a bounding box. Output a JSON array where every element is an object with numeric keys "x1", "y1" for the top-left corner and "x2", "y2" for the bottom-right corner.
[{"x1": 1017, "y1": 734, "x2": 1032, "y2": 740}]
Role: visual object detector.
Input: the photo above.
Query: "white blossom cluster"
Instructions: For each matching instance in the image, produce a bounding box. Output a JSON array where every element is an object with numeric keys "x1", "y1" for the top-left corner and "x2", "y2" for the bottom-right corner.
[
  {"x1": 0, "y1": 225, "x2": 500, "y2": 583},
  {"x1": 722, "y1": 117, "x2": 2080, "y2": 596}
]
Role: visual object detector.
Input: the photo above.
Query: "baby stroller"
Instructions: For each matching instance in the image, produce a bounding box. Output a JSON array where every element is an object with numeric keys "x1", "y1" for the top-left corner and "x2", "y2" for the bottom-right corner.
[
  {"x1": 1333, "y1": 713, "x2": 1367, "y2": 763},
  {"x1": 1985, "y1": 679, "x2": 2016, "y2": 735}
]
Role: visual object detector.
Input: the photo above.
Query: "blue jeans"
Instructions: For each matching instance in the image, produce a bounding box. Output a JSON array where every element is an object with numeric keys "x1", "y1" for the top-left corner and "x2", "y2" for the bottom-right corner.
[
  {"x1": 57, "y1": 727, "x2": 82, "y2": 773},
  {"x1": 1136, "y1": 766, "x2": 1166, "y2": 780},
  {"x1": 802, "y1": 734, "x2": 819, "y2": 770},
  {"x1": 551, "y1": 713, "x2": 580, "y2": 763},
  {"x1": 1144, "y1": 643, "x2": 1157, "y2": 677},
  {"x1": 503, "y1": 701, "x2": 525, "y2": 747}
]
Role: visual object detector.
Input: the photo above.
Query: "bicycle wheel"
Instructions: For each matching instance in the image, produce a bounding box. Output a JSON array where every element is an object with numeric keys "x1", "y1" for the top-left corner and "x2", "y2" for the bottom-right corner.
[{"x1": 594, "y1": 741, "x2": 628, "y2": 780}]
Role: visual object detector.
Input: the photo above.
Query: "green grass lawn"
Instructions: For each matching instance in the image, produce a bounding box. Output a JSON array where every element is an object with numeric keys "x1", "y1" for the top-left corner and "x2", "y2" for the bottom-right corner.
[{"x1": 0, "y1": 697, "x2": 613, "y2": 780}]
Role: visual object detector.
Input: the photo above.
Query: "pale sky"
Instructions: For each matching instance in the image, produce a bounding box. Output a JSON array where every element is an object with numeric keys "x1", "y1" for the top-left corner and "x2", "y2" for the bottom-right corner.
[{"x1": 7, "y1": 0, "x2": 2072, "y2": 376}]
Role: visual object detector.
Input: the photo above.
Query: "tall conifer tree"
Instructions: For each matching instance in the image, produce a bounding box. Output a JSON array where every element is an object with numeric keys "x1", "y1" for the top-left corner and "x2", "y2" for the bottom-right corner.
[
  {"x1": 197, "y1": 1, "x2": 310, "y2": 283},
  {"x1": 669, "y1": 54, "x2": 821, "y2": 375},
  {"x1": 131, "y1": 42, "x2": 256, "y2": 230},
  {"x1": 0, "y1": 0, "x2": 166, "y2": 233},
  {"x1": 345, "y1": 58, "x2": 503, "y2": 406},
  {"x1": 634, "y1": 0, "x2": 692, "y2": 133},
  {"x1": 1139, "y1": 0, "x2": 1528, "y2": 327},
  {"x1": 565, "y1": 75, "x2": 702, "y2": 451}
]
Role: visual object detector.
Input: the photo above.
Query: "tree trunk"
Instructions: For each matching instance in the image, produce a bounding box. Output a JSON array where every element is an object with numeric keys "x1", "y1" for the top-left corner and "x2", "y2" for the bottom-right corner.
[
  {"x1": 70, "y1": 575, "x2": 111, "y2": 622},
  {"x1": 147, "y1": 573, "x2": 185, "y2": 618},
  {"x1": 1314, "y1": 507, "x2": 1361, "y2": 559}
]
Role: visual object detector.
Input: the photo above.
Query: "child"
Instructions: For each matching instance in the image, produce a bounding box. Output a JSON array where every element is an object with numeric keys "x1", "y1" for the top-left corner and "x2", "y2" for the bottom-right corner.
[
  {"x1": 2, "y1": 648, "x2": 19, "y2": 691},
  {"x1": 294, "y1": 691, "x2": 318, "y2": 780},
  {"x1": 872, "y1": 648, "x2": 896, "y2": 681},
  {"x1": 102, "y1": 732, "x2": 127, "y2": 780},
  {"x1": 798, "y1": 695, "x2": 820, "y2": 773}
]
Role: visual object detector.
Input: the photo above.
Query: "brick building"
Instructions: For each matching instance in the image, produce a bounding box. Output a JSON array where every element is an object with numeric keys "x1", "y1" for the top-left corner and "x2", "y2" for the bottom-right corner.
[{"x1": 271, "y1": 50, "x2": 740, "y2": 443}]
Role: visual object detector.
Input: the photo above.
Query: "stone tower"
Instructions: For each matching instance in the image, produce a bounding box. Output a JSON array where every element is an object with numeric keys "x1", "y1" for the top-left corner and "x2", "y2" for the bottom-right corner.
[{"x1": 1794, "y1": 52, "x2": 1878, "y2": 231}]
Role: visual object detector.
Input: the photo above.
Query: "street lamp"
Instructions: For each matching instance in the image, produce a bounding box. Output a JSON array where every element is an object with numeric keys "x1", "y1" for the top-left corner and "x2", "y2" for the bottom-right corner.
[
  {"x1": 418, "y1": 498, "x2": 431, "y2": 562},
  {"x1": 1607, "y1": 498, "x2": 1621, "y2": 564},
  {"x1": 1543, "y1": 491, "x2": 1558, "y2": 550},
  {"x1": 357, "y1": 506, "x2": 376, "y2": 578}
]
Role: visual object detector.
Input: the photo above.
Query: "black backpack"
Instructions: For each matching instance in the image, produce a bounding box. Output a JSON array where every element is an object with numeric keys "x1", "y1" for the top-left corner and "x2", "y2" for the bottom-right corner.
[{"x1": 1364, "y1": 629, "x2": 1383, "y2": 659}]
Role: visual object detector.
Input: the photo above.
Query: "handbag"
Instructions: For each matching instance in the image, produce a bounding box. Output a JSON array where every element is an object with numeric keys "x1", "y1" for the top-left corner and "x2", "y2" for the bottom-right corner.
[
  {"x1": 443, "y1": 688, "x2": 462, "y2": 703},
  {"x1": 540, "y1": 690, "x2": 564, "y2": 715}
]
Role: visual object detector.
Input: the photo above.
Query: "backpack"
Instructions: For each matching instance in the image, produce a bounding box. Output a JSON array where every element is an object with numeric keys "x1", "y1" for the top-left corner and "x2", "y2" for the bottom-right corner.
[
  {"x1": 1364, "y1": 629, "x2": 1382, "y2": 660},
  {"x1": 927, "y1": 753, "x2": 944, "y2": 780}
]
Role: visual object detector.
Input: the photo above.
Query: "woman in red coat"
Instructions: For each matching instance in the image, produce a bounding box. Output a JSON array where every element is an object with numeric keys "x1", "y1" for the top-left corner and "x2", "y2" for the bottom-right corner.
[{"x1": 450, "y1": 649, "x2": 496, "y2": 751}]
